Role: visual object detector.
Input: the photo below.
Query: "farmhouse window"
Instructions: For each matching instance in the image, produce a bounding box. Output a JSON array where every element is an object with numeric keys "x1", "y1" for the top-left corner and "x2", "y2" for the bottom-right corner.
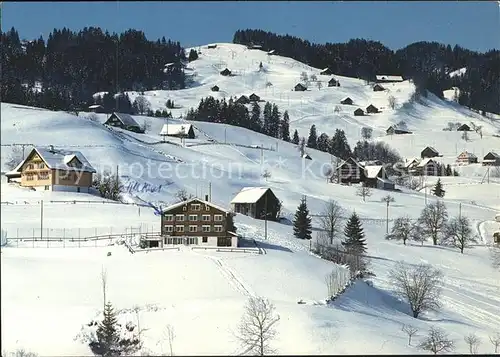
[
  {"x1": 202, "y1": 215, "x2": 211, "y2": 221},
  {"x1": 189, "y1": 214, "x2": 198, "y2": 221},
  {"x1": 202, "y1": 236, "x2": 208, "y2": 243},
  {"x1": 214, "y1": 225, "x2": 223, "y2": 232},
  {"x1": 202, "y1": 225, "x2": 211, "y2": 232},
  {"x1": 189, "y1": 225, "x2": 198, "y2": 232},
  {"x1": 164, "y1": 225, "x2": 173, "y2": 232},
  {"x1": 191, "y1": 203, "x2": 201, "y2": 211},
  {"x1": 164, "y1": 214, "x2": 173, "y2": 221},
  {"x1": 175, "y1": 225, "x2": 184, "y2": 232},
  {"x1": 175, "y1": 214, "x2": 185, "y2": 221},
  {"x1": 214, "y1": 214, "x2": 223, "y2": 222}
]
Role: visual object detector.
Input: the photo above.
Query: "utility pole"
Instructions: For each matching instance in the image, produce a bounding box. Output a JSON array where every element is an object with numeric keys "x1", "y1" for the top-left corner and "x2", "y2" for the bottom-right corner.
[
  {"x1": 224, "y1": 128, "x2": 227, "y2": 144},
  {"x1": 208, "y1": 182, "x2": 212, "y2": 202},
  {"x1": 459, "y1": 202, "x2": 462, "y2": 219},
  {"x1": 116, "y1": 165, "x2": 119, "y2": 198},
  {"x1": 40, "y1": 200, "x2": 44, "y2": 241},
  {"x1": 260, "y1": 146, "x2": 263, "y2": 165}
]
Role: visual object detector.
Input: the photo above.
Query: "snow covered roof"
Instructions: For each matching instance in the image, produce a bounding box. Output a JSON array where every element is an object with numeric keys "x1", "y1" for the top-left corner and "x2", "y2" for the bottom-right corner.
[
  {"x1": 404, "y1": 158, "x2": 420, "y2": 168},
  {"x1": 364, "y1": 165, "x2": 383, "y2": 178},
  {"x1": 88, "y1": 104, "x2": 103, "y2": 109},
  {"x1": 230, "y1": 187, "x2": 270, "y2": 204},
  {"x1": 10, "y1": 147, "x2": 96, "y2": 173},
  {"x1": 417, "y1": 158, "x2": 435, "y2": 167},
  {"x1": 108, "y1": 112, "x2": 141, "y2": 128},
  {"x1": 162, "y1": 197, "x2": 229, "y2": 214},
  {"x1": 458, "y1": 151, "x2": 477, "y2": 159},
  {"x1": 267, "y1": 50, "x2": 275, "y2": 55},
  {"x1": 376, "y1": 75, "x2": 404, "y2": 82},
  {"x1": 160, "y1": 124, "x2": 193, "y2": 136}
]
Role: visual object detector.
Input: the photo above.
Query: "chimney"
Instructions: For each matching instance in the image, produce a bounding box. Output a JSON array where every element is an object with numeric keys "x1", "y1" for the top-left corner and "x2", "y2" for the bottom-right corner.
[{"x1": 205, "y1": 194, "x2": 209, "y2": 202}]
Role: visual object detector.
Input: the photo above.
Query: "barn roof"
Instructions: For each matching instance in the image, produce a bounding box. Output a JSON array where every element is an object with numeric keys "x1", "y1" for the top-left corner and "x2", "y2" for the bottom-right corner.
[
  {"x1": 109, "y1": 112, "x2": 141, "y2": 128},
  {"x1": 9, "y1": 146, "x2": 96, "y2": 174},
  {"x1": 458, "y1": 151, "x2": 477, "y2": 159},
  {"x1": 417, "y1": 158, "x2": 435, "y2": 167},
  {"x1": 423, "y1": 146, "x2": 439, "y2": 153},
  {"x1": 230, "y1": 187, "x2": 272, "y2": 204},
  {"x1": 376, "y1": 75, "x2": 404, "y2": 81},
  {"x1": 160, "y1": 123, "x2": 193, "y2": 136},
  {"x1": 364, "y1": 165, "x2": 383, "y2": 178}
]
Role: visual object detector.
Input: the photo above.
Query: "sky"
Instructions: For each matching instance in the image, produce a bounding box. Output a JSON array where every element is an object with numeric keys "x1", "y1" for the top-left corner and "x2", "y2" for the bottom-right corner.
[{"x1": 3, "y1": 1, "x2": 499, "y2": 52}]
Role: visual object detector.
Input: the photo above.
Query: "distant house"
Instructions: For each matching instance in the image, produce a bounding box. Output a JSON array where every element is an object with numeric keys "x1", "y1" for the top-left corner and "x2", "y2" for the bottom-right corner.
[
  {"x1": 375, "y1": 75, "x2": 404, "y2": 83},
  {"x1": 386, "y1": 125, "x2": 412, "y2": 135},
  {"x1": 416, "y1": 158, "x2": 439, "y2": 176},
  {"x1": 457, "y1": 123, "x2": 471, "y2": 131},
  {"x1": 403, "y1": 158, "x2": 420, "y2": 174},
  {"x1": 294, "y1": 83, "x2": 307, "y2": 91},
  {"x1": 335, "y1": 157, "x2": 365, "y2": 185},
  {"x1": 207, "y1": 44, "x2": 217, "y2": 49},
  {"x1": 373, "y1": 83, "x2": 385, "y2": 92},
  {"x1": 220, "y1": 68, "x2": 232, "y2": 76},
  {"x1": 354, "y1": 108, "x2": 364, "y2": 116},
  {"x1": 340, "y1": 97, "x2": 353, "y2": 105},
  {"x1": 211, "y1": 85, "x2": 220, "y2": 92},
  {"x1": 160, "y1": 123, "x2": 195, "y2": 139},
  {"x1": 302, "y1": 153, "x2": 312, "y2": 160},
  {"x1": 249, "y1": 93, "x2": 261, "y2": 102},
  {"x1": 230, "y1": 187, "x2": 281, "y2": 221},
  {"x1": 236, "y1": 95, "x2": 250, "y2": 105},
  {"x1": 456, "y1": 151, "x2": 478, "y2": 165},
  {"x1": 421, "y1": 146, "x2": 440, "y2": 159},
  {"x1": 366, "y1": 104, "x2": 379, "y2": 114},
  {"x1": 267, "y1": 50, "x2": 276, "y2": 55},
  {"x1": 320, "y1": 68, "x2": 334, "y2": 75},
  {"x1": 328, "y1": 78, "x2": 340, "y2": 87},
  {"x1": 248, "y1": 44, "x2": 263, "y2": 50},
  {"x1": 88, "y1": 104, "x2": 105, "y2": 113},
  {"x1": 160, "y1": 196, "x2": 238, "y2": 248},
  {"x1": 363, "y1": 165, "x2": 395, "y2": 190},
  {"x1": 104, "y1": 112, "x2": 143, "y2": 133},
  {"x1": 483, "y1": 152, "x2": 500, "y2": 166},
  {"x1": 5, "y1": 146, "x2": 96, "y2": 192}
]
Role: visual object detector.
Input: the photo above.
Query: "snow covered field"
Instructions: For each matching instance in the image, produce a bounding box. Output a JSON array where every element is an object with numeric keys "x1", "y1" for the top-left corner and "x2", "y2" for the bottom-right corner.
[{"x1": 1, "y1": 42, "x2": 500, "y2": 355}]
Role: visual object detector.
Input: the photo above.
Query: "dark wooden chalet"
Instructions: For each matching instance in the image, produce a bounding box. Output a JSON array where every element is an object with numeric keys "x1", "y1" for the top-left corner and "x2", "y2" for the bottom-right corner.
[
  {"x1": 249, "y1": 93, "x2": 261, "y2": 102},
  {"x1": 236, "y1": 95, "x2": 250, "y2": 105},
  {"x1": 230, "y1": 187, "x2": 281, "y2": 221},
  {"x1": 373, "y1": 83, "x2": 385, "y2": 92},
  {"x1": 104, "y1": 112, "x2": 143, "y2": 133},
  {"x1": 386, "y1": 126, "x2": 412, "y2": 135},
  {"x1": 483, "y1": 152, "x2": 500, "y2": 166},
  {"x1": 457, "y1": 123, "x2": 471, "y2": 131},
  {"x1": 354, "y1": 108, "x2": 364, "y2": 116},
  {"x1": 335, "y1": 157, "x2": 365, "y2": 184},
  {"x1": 220, "y1": 68, "x2": 232, "y2": 76},
  {"x1": 294, "y1": 83, "x2": 307, "y2": 91},
  {"x1": 363, "y1": 165, "x2": 395, "y2": 190},
  {"x1": 340, "y1": 97, "x2": 353, "y2": 105},
  {"x1": 366, "y1": 104, "x2": 379, "y2": 114},
  {"x1": 211, "y1": 85, "x2": 220, "y2": 92},
  {"x1": 421, "y1": 146, "x2": 440, "y2": 159},
  {"x1": 320, "y1": 68, "x2": 334, "y2": 75},
  {"x1": 207, "y1": 44, "x2": 217, "y2": 49},
  {"x1": 328, "y1": 78, "x2": 340, "y2": 87}
]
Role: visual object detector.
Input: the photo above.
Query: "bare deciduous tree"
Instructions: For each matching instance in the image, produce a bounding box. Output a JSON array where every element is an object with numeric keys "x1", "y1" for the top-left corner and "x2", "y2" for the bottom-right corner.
[
  {"x1": 464, "y1": 333, "x2": 481, "y2": 354},
  {"x1": 334, "y1": 105, "x2": 342, "y2": 114},
  {"x1": 300, "y1": 72, "x2": 309, "y2": 83},
  {"x1": 388, "y1": 95, "x2": 397, "y2": 109},
  {"x1": 88, "y1": 113, "x2": 99, "y2": 123},
  {"x1": 141, "y1": 119, "x2": 152, "y2": 133},
  {"x1": 298, "y1": 137, "x2": 306, "y2": 157},
  {"x1": 389, "y1": 262, "x2": 444, "y2": 318},
  {"x1": 5, "y1": 146, "x2": 25, "y2": 170},
  {"x1": 165, "y1": 324, "x2": 175, "y2": 356},
  {"x1": 356, "y1": 185, "x2": 372, "y2": 202},
  {"x1": 262, "y1": 169, "x2": 271, "y2": 181},
  {"x1": 236, "y1": 296, "x2": 280, "y2": 356},
  {"x1": 386, "y1": 216, "x2": 415, "y2": 245},
  {"x1": 361, "y1": 127, "x2": 373, "y2": 140},
  {"x1": 310, "y1": 74, "x2": 318, "y2": 82},
  {"x1": 133, "y1": 95, "x2": 151, "y2": 115},
  {"x1": 417, "y1": 201, "x2": 449, "y2": 245},
  {"x1": 316, "y1": 81, "x2": 322, "y2": 90},
  {"x1": 489, "y1": 332, "x2": 500, "y2": 353},
  {"x1": 461, "y1": 131, "x2": 469, "y2": 142},
  {"x1": 175, "y1": 188, "x2": 194, "y2": 202},
  {"x1": 418, "y1": 327, "x2": 454, "y2": 354},
  {"x1": 444, "y1": 216, "x2": 474, "y2": 253},
  {"x1": 319, "y1": 200, "x2": 344, "y2": 244},
  {"x1": 402, "y1": 324, "x2": 419, "y2": 346}
]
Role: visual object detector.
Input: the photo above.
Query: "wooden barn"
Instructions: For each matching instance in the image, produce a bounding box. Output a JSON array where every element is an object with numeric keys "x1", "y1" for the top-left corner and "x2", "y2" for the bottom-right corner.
[
  {"x1": 230, "y1": 187, "x2": 281, "y2": 221},
  {"x1": 483, "y1": 152, "x2": 500, "y2": 166},
  {"x1": 211, "y1": 85, "x2": 220, "y2": 92},
  {"x1": 457, "y1": 123, "x2": 471, "y2": 131},
  {"x1": 456, "y1": 151, "x2": 478, "y2": 165},
  {"x1": 375, "y1": 75, "x2": 404, "y2": 83},
  {"x1": 366, "y1": 104, "x2": 379, "y2": 114},
  {"x1": 207, "y1": 44, "x2": 217, "y2": 49},
  {"x1": 340, "y1": 97, "x2": 353, "y2": 105},
  {"x1": 236, "y1": 95, "x2": 250, "y2": 105},
  {"x1": 335, "y1": 157, "x2": 365, "y2": 184},
  {"x1": 160, "y1": 123, "x2": 195, "y2": 139},
  {"x1": 220, "y1": 68, "x2": 232, "y2": 76},
  {"x1": 386, "y1": 125, "x2": 412, "y2": 135},
  {"x1": 354, "y1": 108, "x2": 364, "y2": 116},
  {"x1": 320, "y1": 67, "x2": 334, "y2": 75},
  {"x1": 88, "y1": 104, "x2": 105, "y2": 113},
  {"x1": 421, "y1": 146, "x2": 440, "y2": 159},
  {"x1": 249, "y1": 93, "x2": 261, "y2": 102},
  {"x1": 328, "y1": 78, "x2": 340, "y2": 87},
  {"x1": 104, "y1": 112, "x2": 143, "y2": 133},
  {"x1": 373, "y1": 83, "x2": 385, "y2": 92},
  {"x1": 294, "y1": 83, "x2": 307, "y2": 91}
]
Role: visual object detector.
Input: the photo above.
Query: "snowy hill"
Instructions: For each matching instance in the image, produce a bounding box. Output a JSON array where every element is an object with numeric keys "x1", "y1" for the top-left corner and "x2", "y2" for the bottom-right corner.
[{"x1": 1, "y1": 43, "x2": 500, "y2": 355}]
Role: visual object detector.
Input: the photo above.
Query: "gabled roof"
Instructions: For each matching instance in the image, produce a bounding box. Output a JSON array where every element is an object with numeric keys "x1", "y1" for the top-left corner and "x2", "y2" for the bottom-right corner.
[
  {"x1": 230, "y1": 187, "x2": 273, "y2": 204},
  {"x1": 373, "y1": 83, "x2": 385, "y2": 89},
  {"x1": 340, "y1": 97, "x2": 353, "y2": 103},
  {"x1": 328, "y1": 78, "x2": 338, "y2": 83},
  {"x1": 10, "y1": 147, "x2": 96, "y2": 174},
  {"x1": 376, "y1": 75, "x2": 404, "y2": 82},
  {"x1": 88, "y1": 104, "x2": 103, "y2": 109},
  {"x1": 160, "y1": 124, "x2": 193, "y2": 136},
  {"x1": 422, "y1": 146, "x2": 439, "y2": 153},
  {"x1": 336, "y1": 157, "x2": 364, "y2": 171},
  {"x1": 458, "y1": 151, "x2": 477, "y2": 159},
  {"x1": 417, "y1": 158, "x2": 436, "y2": 167},
  {"x1": 484, "y1": 151, "x2": 500, "y2": 159},
  {"x1": 404, "y1": 158, "x2": 420, "y2": 168},
  {"x1": 267, "y1": 50, "x2": 275, "y2": 55},
  {"x1": 249, "y1": 93, "x2": 260, "y2": 99},
  {"x1": 162, "y1": 197, "x2": 229, "y2": 214},
  {"x1": 295, "y1": 83, "x2": 307, "y2": 88},
  {"x1": 108, "y1": 112, "x2": 141, "y2": 128},
  {"x1": 364, "y1": 165, "x2": 383, "y2": 178}
]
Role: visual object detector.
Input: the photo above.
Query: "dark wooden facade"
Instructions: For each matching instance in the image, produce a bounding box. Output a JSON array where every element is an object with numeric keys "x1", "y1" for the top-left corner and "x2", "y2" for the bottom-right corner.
[
  {"x1": 483, "y1": 152, "x2": 500, "y2": 166},
  {"x1": 354, "y1": 108, "x2": 364, "y2": 116},
  {"x1": 104, "y1": 113, "x2": 143, "y2": 133},
  {"x1": 220, "y1": 68, "x2": 232, "y2": 76},
  {"x1": 236, "y1": 95, "x2": 250, "y2": 104},
  {"x1": 373, "y1": 84, "x2": 385, "y2": 92},
  {"x1": 337, "y1": 158, "x2": 365, "y2": 184},
  {"x1": 231, "y1": 188, "x2": 280, "y2": 221},
  {"x1": 294, "y1": 83, "x2": 307, "y2": 91},
  {"x1": 328, "y1": 78, "x2": 339, "y2": 87},
  {"x1": 211, "y1": 85, "x2": 219, "y2": 92},
  {"x1": 340, "y1": 97, "x2": 353, "y2": 105},
  {"x1": 249, "y1": 93, "x2": 260, "y2": 102},
  {"x1": 421, "y1": 147, "x2": 440, "y2": 159},
  {"x1": 366, "y1": 104, "x2": 379, "y2": 114}
]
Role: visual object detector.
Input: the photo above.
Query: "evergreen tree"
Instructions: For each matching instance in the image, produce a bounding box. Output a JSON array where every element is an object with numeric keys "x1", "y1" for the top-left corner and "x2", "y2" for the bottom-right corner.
[
  {"x1": 250, "y1": 101, "x2": 262, "y2": 131},
  {"x1": 432, "y1": 178, "x2": 445, "y2": 197},
  {"x1": 269, "y1": 104, "x2": 281, "y2": 138},
  {"x1": 293, "y1": 196, "x2": 312, "y2": 240},
  {"x1": 89, "y1": 302, "x2": 120, "y2": 356},
  {"x1": 445, "y1": 164, "x2": 452, "y2": 176},
  {"x1": 329, "y1": 129, "x2": 352, "y2": 160},
  {"x1": 262, "y1": 102, "x2": 273, "y2": 135},
  {"x1": 316, "y1": 133, "x2": 330, "y2": 152},
  {"x1": 342, "y1": 212, "x2": 367, "y2": 255},
  {"x1": 292, "y1": 129, "x2": 300, "y2": 144},
  {"x1": 307, "y1": 124, "x2": 318, "y2": 148},
  {"x1": 188, "y1": 49, "x2": 199, "y2": 62},
  {"x1": 280, "y1": 110, "x2": 291, "y2": 141}
]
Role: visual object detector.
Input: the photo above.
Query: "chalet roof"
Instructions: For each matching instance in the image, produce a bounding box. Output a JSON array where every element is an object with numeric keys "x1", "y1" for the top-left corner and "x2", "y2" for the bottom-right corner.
[
  {"x1": 417, "y1": 158, "x2": 435, "y2": 167},
  {"x1": 341, "y1": 96, "x2": 353, "y2": 102},
  {"x1": 295, "y1": 83, "x2": 307, "y2": 88},
  {"x1": 359, "y1": 160, "x2": 383, "y2": 167},
  {"x1": 484, "y1": 151, "x2": 500, "y2": 159},
  {"x1": 249, "y1": 93, "x2": 260, "y2": 99},
  {"x1": 267, "y1": 50, "x2": 275, "y2": 55},
  {"x1": 336, "y1": 157, "x2": 364, "y2": 171},
  {"x1": 404, "y1": 158, "x2": 420, "y2": 168},
  {"x1": 457, "y1": 123, "x2": 471, "y2": 130},
  {"x1": 9, "y1": 147, "x2": 96, "y2": 174},
  {"x1": 422, "y1": 146, "x2": 439, "y2": 153},
  {"x1": 376, "y1": 75, "x2": 404, "y2": 81},
  {"x1": 364, "y1": 165, "x2": 383, "y2": 178},
  {"x1": 373, "y1": 83, "x2": 385, "y2": 89},
  {"x1": 230, "y1": 187, "x2": 272, "y2": 204},
  {"x1": 162, "y1": 197, "x2": 229, "y2": 214},
  {"x1": 160, "y1": 123, "x2": 193, "y2": 136},
  {"x1": 328, "y1": 78, "x2": 338, "y2": 83},
  {"x1": 458, "y1": 151, "x2": 477, "y2": 159},
  {"x1": 88, "y1": 104, "x2": 103, "y2": 109},
  {"x1": 108, "y1": 112, "x2": 141, "y2": 128}
]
